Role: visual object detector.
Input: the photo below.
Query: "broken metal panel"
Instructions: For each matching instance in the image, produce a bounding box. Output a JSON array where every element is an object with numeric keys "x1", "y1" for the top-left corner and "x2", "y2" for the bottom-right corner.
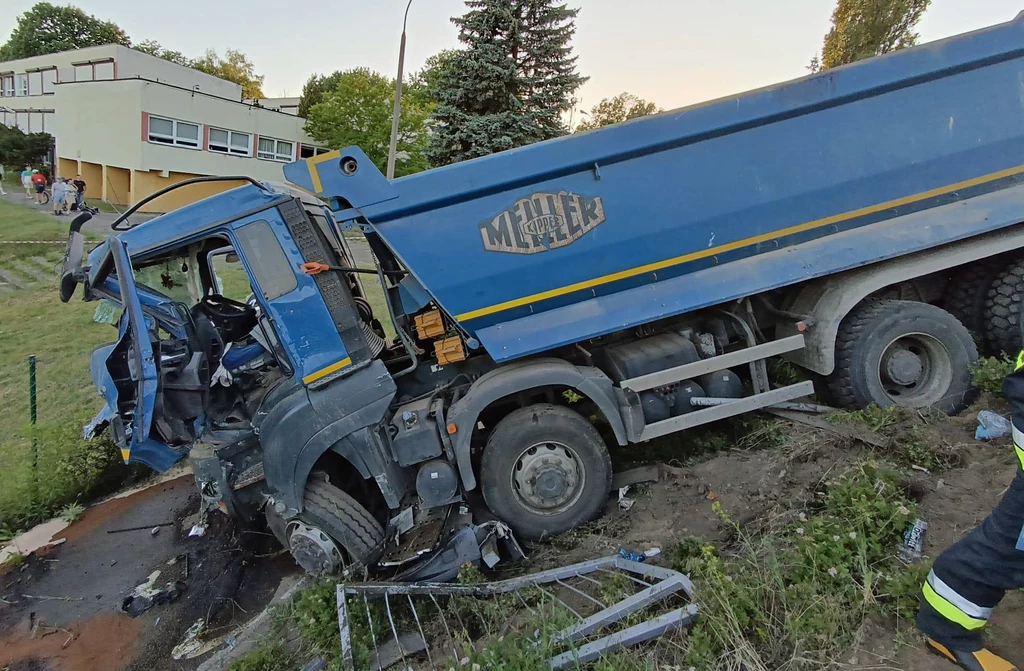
[{"x1": 335, "y1": 555, "x2": 697, "y2": 670}]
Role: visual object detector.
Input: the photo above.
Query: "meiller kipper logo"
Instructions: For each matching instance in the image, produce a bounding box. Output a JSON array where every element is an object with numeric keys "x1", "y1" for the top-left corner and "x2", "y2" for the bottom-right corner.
[{"x1": 479, "y1": 192, "x2": 606, "y2": 254}]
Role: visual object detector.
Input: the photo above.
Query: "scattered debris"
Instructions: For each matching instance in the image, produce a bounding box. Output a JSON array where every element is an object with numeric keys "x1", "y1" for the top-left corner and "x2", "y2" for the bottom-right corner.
[
  {"x1": 975, "y1": 410, "x2": 1011, "y2": 441},
  {"x1": 617, "y1": 546, "x2": 660, "y2": 562},
  {"x1": 22, "y1": 594, "x2": 84, "y2": 602},
  {"x1": 617, "y1": 486, "x2": 635, "y2": 511},
  {"x1": 171, "y1": 618, "x2": 207, "y2": 660},
  {"x1": 369, "y1": 633, "x2": 428, "y2": 671},
  {"x1": 898, "y1": 518, "x2": 928, "y2": 563},
  {"x1": 189, "y1": 523, "x2": 207, "y2": 538},
  {"x1": 121, "y1": 570, "x2": 186, "y2": 616},
  {"x1": 336, "y1": 555, "x2": 697, "y2": 671},
  {"x1": 106, "y1": 521, "x2": 175, "y2": 534}
]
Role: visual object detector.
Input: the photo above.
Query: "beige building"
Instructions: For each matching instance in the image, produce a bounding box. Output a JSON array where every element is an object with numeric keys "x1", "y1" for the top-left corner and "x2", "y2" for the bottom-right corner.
[{"x1": 1, "y1": 45, "x2": 327, "y2": 212}]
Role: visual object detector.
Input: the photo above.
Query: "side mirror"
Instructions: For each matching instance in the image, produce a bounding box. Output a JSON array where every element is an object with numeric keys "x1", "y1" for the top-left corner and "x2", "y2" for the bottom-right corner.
[{"x1": 59, "y1": 211, "x2": 93, "y2": 303}]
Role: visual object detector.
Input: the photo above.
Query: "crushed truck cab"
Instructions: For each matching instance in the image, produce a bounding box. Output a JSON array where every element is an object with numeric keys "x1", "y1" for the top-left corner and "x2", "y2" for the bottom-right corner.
[{"x1": 58, "y1": 15, "x2": 1024, "y2": 577}]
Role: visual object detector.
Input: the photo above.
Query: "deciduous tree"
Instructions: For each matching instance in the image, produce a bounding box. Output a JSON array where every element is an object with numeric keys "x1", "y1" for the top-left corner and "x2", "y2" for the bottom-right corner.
[
  {"x1": 575, "y1": 93, "x2": 660, "y2": 131},
  {"x1": 811, "y1": 0, "x2": 931, "y2": 71},
  {"x1": 426, "y1": 0, "x2": 588, "y2": 167},
  {"x1": 134, "y1": 40, "x2": 191, "y2": 67},
  {"x1": 303, "y1": 68, "x2": 431, "y2": 177},
  {"x1": 0, "y1": 2, "x2": 129, "y2": 60},
  {"x1": 0, "y1": 126, "x2": 53, "y2": 168},
  {"x1": 192, "y1": 49, "x2": 265, "y2": 98}
]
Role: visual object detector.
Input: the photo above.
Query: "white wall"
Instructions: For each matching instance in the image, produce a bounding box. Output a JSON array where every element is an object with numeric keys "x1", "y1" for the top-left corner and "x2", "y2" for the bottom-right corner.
[
  {"x1": 51, "y1": 79, "x2": 144, "y2": 169},
  {"x1": 114, "y1": 46, "x2": 241, "y2": 99}
]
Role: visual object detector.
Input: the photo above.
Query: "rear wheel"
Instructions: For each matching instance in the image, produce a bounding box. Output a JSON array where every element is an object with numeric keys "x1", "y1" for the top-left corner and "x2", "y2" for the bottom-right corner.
[
  {"x1": 270, "y1": 472, "x2": 385, "y2": 576},
  {"x1": 942, "y1": 258, "x2": 1011, "y2": 343},
  {"x1": 480, "y1": 404, "x2": 612, "y2": 542},
  {"x1": 982, "y1": 259, "x2": 1024, "y2": 354},
  {"x1": 827, "y1": 300, "x2": 978, "y2": 414}
]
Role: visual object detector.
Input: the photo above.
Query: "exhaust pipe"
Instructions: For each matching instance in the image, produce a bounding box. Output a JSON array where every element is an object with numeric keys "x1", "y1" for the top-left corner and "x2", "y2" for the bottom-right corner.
[{"x1": 59, "y1": 209, "x2": 95, "y2": 303}]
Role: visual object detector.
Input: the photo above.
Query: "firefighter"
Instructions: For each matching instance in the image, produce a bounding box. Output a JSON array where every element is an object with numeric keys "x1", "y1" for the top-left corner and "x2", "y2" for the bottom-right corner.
[{"x1": 916, "y1": 352, "x2": 1024, "y2": 671}]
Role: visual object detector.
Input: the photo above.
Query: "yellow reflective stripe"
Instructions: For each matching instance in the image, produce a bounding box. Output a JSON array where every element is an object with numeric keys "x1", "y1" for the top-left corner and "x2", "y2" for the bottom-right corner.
[
  {"x1": 454, "y1": 162, "x2": 1024, "y2": 322},
  {"x1": 1016, "y1": 445, "x2": 1024, "y2": 471},
  {"x1": 120, "y1": 448, "x2": 131, "y2": 463},
  {"x1": 1017, "y1": 350, "x2": 1024, "y2": 371},
  {"x1": 923, "y1": 582, "x2": 988, "y2": 630},
  {"x1": 302, "y1": 356, "x2": 352, "y2": 385},
  {"x1": 305, "y1": 149, "x2": 342, "y2": 195}
]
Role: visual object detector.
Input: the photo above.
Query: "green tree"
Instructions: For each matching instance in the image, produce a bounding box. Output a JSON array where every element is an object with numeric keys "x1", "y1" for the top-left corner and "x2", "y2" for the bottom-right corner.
[
  {"x1": 192, "y1": 49, "x2": 265, "y2": 98},
  {"x1": 298, "y1": 71, "x2": 345, "y2": 118},
  {"x1": 576, "y1": 93, "x2": 660, "y2": 131},
  {"x1": 812, "y1": 0, "x2": 931, "y2": 71},
  {"x1": 303, "y1": 68, "x2": 431, "y2": 177},
  {"x1": 426, "y1": 0, "x2": 588, "y2": 167},
  {"x1": 0, "y1": 126, "x2": 53, "y2": 168},
  {"x1": 134, "y1": 39, "x2": 191, "y2": 67},
  {"x1": 404, "y1": 49, "x2": 458, "y2": 109},
  {"x1": 0, "y1": 2, "x2": 130, "y2": 60}
]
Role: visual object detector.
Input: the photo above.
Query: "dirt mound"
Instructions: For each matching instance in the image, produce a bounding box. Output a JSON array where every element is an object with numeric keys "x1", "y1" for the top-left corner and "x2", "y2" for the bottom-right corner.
[{"x1": 0, "y1": 613, "x2": 143, "y2": 671}]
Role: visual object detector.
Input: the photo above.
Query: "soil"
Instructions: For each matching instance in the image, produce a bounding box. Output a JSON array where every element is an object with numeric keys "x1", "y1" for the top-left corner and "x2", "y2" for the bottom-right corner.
[
  {"x1": 0, "y1": 475, "x2": 300, "y2": 671},
  {"x1": 3, "y1": 398, "x2": 1024, "y2": 670},
  {"x1": 524, "y1": 397, "x2": 1024, "y2": 669}
]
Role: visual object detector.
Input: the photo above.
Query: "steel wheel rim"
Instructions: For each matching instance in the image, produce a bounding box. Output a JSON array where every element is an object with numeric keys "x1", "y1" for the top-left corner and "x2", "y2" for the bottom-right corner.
[
  {"x1": 876, "y1": 332, "x2": 953, "y2": 407},
  {"x1": 510, "y1": 441, "x2": 586, "y2": 516}
]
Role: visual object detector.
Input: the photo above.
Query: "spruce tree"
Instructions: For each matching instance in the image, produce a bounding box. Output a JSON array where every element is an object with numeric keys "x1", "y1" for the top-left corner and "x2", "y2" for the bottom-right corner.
[{"x1": 426, "y1": 0, "x2": 588, "y2": 167}]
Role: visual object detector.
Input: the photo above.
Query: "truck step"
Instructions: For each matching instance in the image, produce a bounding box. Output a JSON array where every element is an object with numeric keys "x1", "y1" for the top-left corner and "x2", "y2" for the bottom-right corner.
[{"x1": 638, "y1": 380, "x2": 815, "y2": 441}]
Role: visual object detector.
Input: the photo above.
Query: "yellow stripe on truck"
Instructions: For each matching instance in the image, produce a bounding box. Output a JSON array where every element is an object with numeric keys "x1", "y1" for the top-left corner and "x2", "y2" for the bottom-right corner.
[
  {"x1": 302, "y1": 356, "x2": 352, "y2": 385},
  {"x1": 306, "y1": 149, "x2": 342, "y2": 194}
]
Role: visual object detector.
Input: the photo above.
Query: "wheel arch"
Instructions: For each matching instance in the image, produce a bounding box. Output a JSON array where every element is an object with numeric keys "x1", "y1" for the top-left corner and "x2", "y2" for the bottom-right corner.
[
  {"x1": 446, "y1": 358, "x2": 628, "y2": 491},
  {"x1": 779, "y1": 227, "x2": 1024, "y2": 376}
]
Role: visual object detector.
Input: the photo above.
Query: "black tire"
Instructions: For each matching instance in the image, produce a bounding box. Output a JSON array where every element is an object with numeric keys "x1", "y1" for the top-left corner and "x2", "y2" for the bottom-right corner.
[
  {"x1": 480, "y1": 404, "x2": 612, "y2": 542},
  {"x1": 942, "y1": 258, "x2": 1012, "y2": 341},
  {"x1": 982, "y1": 259, "x2": 1024, "y2": 354},
  {"x1": 297, "y1": 473, "x2": 385, "y2": 568},
  {"x1": 827, "y1": 300, "x2": 978, "y2": 415}
]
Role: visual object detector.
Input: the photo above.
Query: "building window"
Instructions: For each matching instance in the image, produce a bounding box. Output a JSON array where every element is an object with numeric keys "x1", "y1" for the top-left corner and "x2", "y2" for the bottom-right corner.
[
  {"x1": 300, "y1": 144, "x2": 331, "y2": 159},
  {"x1": 94, "y1": 61, "x2": 114, "y2": 80},
  {"x1": 28, "y1": 112, "x2": 43, "y2": 133},
  {"x1": 15, "y1": 74, "x2": 28, "y2": 96},
  {"x1": 41, "y1": 69, "x2": 56, "y2": 94},
  {"x1": 15, "y1": 112, "x2": 28, "y2": 132},
  {"x1": 148, "y1": 115, "x2": 201, "y2": 148},
  {"x1": 257, "y1": 137, "x2": 294, "y2": 162},
  {"x1": 209, "y1": 128, "x2": 252, "y2": 157},
  {"x1": 74, "y1": 64, "x2": 93, "y2": 82},
  {"x1": 1, "y1": 75, "x2": 12, "y2": 97},
  {"x1": 27, "y1": 71, "x2": 42, "y2": 96}
]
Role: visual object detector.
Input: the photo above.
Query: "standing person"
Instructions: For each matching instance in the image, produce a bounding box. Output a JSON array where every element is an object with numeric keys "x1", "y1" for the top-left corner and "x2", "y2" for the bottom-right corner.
[
  {"x1": 72, "y1": 174, "x2": 86, "y2": 211},
  {"x1": 0, "y1": 164, "x2": 7, "y2": 196},
  {"x1": 21, "y1": 165, "x2": 33, "y2": 198},
  {"x1": 916, "y1": 353, "x2": 1024, "y2": 671},
  {"x1": 64, "y1": 178, "x2": 77, "y2": 214},
  {"x1": 52, "y1": 177, "x2": 67, "y2": 215},
  {"x1": 31, "y1": 170, "x2": 47, "y2": 205}
]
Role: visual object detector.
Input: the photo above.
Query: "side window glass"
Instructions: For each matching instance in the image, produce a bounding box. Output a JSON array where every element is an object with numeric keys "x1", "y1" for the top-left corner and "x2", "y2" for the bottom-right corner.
[
  {"x1": 210, "y1": 250, "x2": 254, "y2": 303},
  {"x1": 234, "y1": 220, "x2": 298, "y2": 301},
  {"x1": 135, "y1": 259, "x2": 195, "y2": 305}
]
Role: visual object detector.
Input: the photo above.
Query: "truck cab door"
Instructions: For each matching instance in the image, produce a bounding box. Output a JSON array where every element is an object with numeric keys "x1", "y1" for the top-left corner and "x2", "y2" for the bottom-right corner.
[{"x1": 91, "y1": 235, "x2": 184, "y2": 471}]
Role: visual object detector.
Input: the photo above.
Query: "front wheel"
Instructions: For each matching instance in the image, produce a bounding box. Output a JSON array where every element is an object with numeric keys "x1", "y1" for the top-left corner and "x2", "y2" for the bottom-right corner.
[
  {"x1": 268, "y1": 472, "x2": 385, "y2": 576},
  {"x1": 827, "y1": 299, "x2": 978, "y2": 415},
  {"x1": 480, "y1": 404, "x2": 612, "y2": 542}
]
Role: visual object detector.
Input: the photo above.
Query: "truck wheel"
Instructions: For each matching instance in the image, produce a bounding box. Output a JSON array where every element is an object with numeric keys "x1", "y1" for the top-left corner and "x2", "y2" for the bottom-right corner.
[
  {"x1": 828, "y1": 300, "x2": 978, "y2": 414},
  {"x1": 480, "y1": 404, "x2": 612, "y2": 542},
  {"x1": 982, "y1": 259, "x2": 1024, "y2": 353},
  {"x1": 275, "y1": 472, "x2": 385, "y2": 575},
  {"x1": 942, "y1": 258, "x2": 1009, "y2": 342}
]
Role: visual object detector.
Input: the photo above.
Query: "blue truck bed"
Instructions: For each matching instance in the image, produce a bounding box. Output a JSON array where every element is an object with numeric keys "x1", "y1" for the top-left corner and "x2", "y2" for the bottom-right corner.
[{"x1": 285, "y1": 15, "x2": 1024, "y2": 362}]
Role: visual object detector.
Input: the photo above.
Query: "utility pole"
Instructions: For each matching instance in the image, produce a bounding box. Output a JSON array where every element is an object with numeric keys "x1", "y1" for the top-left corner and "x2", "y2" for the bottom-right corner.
[{"x1": 386, "y1": 0, "x2": 414, "y2": 180}]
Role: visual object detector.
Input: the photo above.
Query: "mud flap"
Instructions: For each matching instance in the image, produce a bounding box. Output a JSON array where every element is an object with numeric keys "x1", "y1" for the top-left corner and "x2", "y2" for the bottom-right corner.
[{"x1": 395, "y1": 521, "x2": 524, "y2": 583}]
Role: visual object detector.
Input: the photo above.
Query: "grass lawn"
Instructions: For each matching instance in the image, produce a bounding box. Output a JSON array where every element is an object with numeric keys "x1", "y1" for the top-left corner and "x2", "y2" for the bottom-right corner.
[{"x1": 0, "y1": 199, "x2": 121, "y2": 536}]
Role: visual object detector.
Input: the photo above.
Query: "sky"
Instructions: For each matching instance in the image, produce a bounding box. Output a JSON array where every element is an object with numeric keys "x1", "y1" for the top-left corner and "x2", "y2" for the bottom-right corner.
[{"x1": 2, "y1": 0, "x2": 1022, "y2": 114}]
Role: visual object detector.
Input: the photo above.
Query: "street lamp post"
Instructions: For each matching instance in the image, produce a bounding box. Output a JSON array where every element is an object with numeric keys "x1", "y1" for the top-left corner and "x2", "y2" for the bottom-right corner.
[{"x1": 386, "y1": 0, "x2": 414, "y2": 181}]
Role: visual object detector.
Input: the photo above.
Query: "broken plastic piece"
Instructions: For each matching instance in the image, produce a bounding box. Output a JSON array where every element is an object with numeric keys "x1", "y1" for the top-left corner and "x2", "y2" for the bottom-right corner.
[
  {"x1": 975, "y1": 410, "x2": 1011, "y2": 441},
  {"x1": 188, "y1": 524, "x2": 206, "y2": 537}
]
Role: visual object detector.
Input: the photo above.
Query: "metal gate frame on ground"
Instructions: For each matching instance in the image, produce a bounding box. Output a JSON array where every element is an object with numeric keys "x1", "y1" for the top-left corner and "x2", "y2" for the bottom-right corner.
[{"x1": 336, "y1": 555, "x2": 698, "y2": 670}]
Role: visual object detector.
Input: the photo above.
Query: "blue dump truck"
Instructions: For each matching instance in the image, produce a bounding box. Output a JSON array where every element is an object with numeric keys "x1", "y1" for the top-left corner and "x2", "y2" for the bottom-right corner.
[{"x1": 59, "y1": 15, "x2": 1024, "y2": 577}]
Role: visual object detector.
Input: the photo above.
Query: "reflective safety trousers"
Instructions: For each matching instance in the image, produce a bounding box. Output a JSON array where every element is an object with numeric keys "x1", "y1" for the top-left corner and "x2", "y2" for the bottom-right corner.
[{"x1": 916, "y1": 357, "x2": 1024, "y2": 650}]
